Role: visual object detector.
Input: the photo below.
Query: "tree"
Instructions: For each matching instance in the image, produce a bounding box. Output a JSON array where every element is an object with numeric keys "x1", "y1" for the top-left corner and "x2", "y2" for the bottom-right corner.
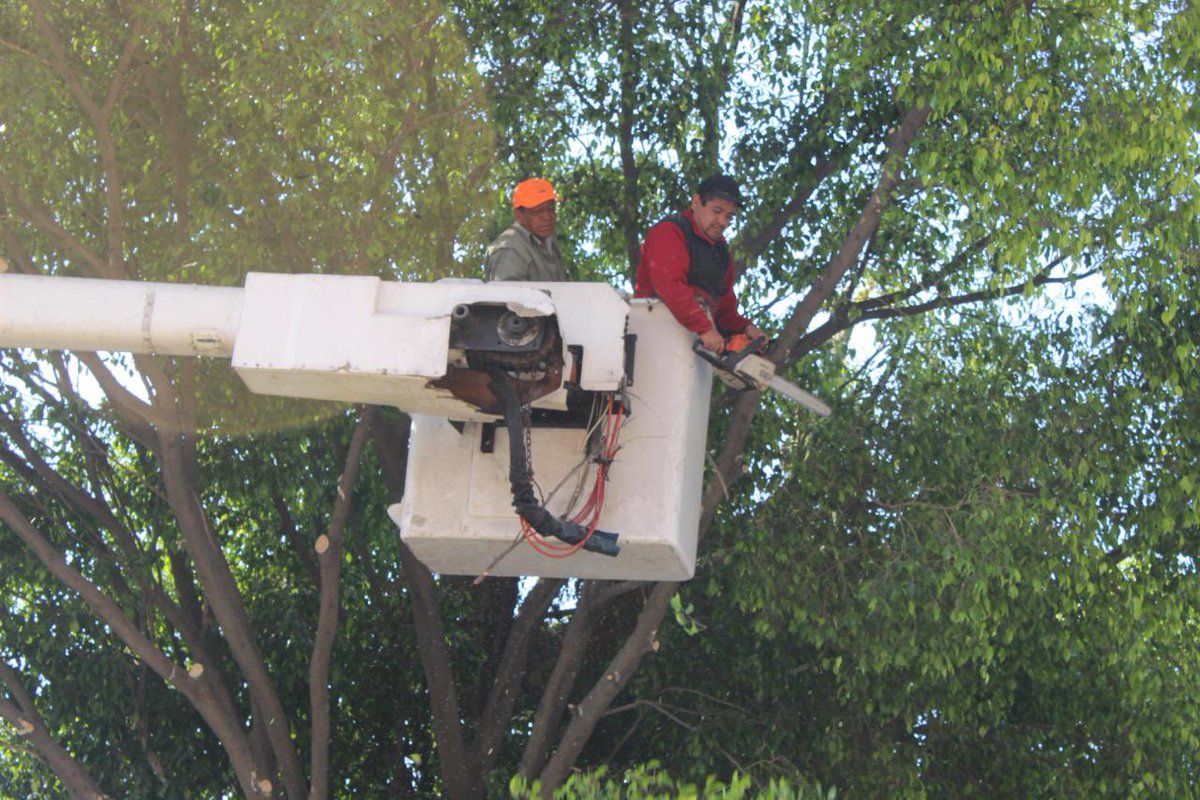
[
  {"x1": 1, "y1": 0, "x2": 1198, "y2": 797},
  {"x1": 455, "y1": 0, "x2": 1199, "y2": 793},
  {"x1": 0, "y1": 1, "x2": 494, "y2": 797}
]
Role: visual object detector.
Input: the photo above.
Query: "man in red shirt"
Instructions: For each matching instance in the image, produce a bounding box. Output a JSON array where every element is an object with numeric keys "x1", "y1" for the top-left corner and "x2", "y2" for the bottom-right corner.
[{"x1": 634, "y1": 174, "x2": 765, "y2": 353}]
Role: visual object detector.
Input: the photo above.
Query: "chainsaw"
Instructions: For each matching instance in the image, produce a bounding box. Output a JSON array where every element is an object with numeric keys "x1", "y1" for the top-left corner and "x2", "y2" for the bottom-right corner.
[{"x1": 693, "y1": 334, "x2": 831, "y2": 417}]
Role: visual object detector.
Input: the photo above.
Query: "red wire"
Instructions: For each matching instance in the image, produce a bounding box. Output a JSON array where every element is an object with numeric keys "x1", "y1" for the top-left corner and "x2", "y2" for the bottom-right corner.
[{"x1": 520, "y1": 393, "x2": 623, "y2": 559}]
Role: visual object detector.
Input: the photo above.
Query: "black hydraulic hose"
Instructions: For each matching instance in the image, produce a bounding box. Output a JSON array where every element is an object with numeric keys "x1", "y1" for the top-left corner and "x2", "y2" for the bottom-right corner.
[{"x1": 488, "y1": 371, "x2": 620, "y2": 557}]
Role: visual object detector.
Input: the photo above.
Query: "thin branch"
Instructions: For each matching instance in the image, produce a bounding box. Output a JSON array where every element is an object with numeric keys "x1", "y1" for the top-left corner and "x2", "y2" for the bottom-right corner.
[
  {"x1": 0, "y1": 408, "x2": 219, "y2": 700},
  {"x1": 474, "y1": 576, "x2": 563, "y2": 774},
  {"x1": 0, "y1": 412, "x2": 124, "y2": 536},
  {"x1": 101, "y1": 21, "x2": 145, "y2": 124},
  {"x1": 791, "y1": 257, "x2": 1087, "y2": 358},
  {"x1": 28, "y1": 0, "x2": 129, "y2": 278},
  {"x1": 738, "y1": 155, "x2": 839, "y2": 262},
  {"x1": 274, "y1": 491, "x2": 321, "y2": 588},
  {"x1": 0, "y1": 36, "x2": 54, "y2": 69},
  {"x1": 604, "y1": 697, "x2": 698, "y2": 731},
  {"x1": 0, "y1": 661, "x2": 108, "y2": 798},
  {"x1": 0, "y1": 171, "x2": 110, "y2": 277},
  {"x1": 616, "y1": 0, "x2": 641, "y2": 275},
  {"x1": 0, "y1": 223, "x2": 37, "y2": 276},
  {"x1": 853, "y1": 231, "x2": 996, "y2": 314},
  {"x1": 28, "y1": 0, "x2": 103, "y2": 122},
  {"x1": 309, "y1": 406, "x2": 376, "y2": 800}
]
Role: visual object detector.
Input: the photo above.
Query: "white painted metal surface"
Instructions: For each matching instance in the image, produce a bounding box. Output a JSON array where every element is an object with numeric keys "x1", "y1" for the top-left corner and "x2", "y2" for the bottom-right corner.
[
  {"x1": 0, "y1": 272, "x2": 631, "y2": 423},
  {"x1": 394, "y1": 299, "x2": 712, "y2": 581},
  {"x1": 230, "y1": 274, "x2": 629, "y2": 421},
  {"x1": 1, "y1": 271, "x2": 711, "y2": 581},
  {"x1": 0, "y1": 273, "x2": 243, "y2": 356}
]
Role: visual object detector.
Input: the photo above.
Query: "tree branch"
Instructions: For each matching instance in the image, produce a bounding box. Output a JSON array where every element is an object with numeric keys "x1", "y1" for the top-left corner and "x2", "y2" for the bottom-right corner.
[
  {"x1": 309, "y1": 406, "x2": 376, "y2": 800},
  {"x1": 73, "y1": 353, "x2": 161, "y2": 447},
  {"x1": 0, "y1": 410, "x2": 141, "y2": 557},
  {"x1": 792, "y1": 257, "x2": 1088, "y2": 358},
  {"x1": 474, "y1": 576, "x2": 563, "y2": 775},
  {"x1": 0, "y1": 490, "x2": 268, "y2": 798},
  {"x1": 28, "y1": 0, "x2": 132, "y2": 279},
  {"x1": 0, "y1": 660, "x2": 108, "y2": 799},
  {"x1": 397, "y1": 541, "x2": 479, "y2": 798},
  {"x1": 738, "y1": 155, "x2": 839, "y2": 262},
  {"x1": 154, "y1": 431, "x2": 307, "y2": 799},
  {"x1": 0, "y1": 387, "x2": 244, "y2": 735},
  {"x1": 519, "y1": 580, "x2": 605, "y2": 778},
  {"x1": 372, "y1": 409, "x2": 477, "y2": 796},
  {"x1": 535, "y1": 103, "x2": 933, "y2": 794},
  {"x1": 0, "y1": 170, "x2": 111, "y2": 278},
  {"x1": 617, "y1": 0, "x2": 641, "y2": 276},
  {"x1": 590, "y1": 580, "x2": 651, "y2": 609},
  {"x1": 274, "y1": 490, "x2": 321, "y2": 589},
  {"x1": 536, "y1": 580, "x2": 676, "y2": 788},
  {"x1": 776, "y1": 103, "x2": 933, "y2": 354}
]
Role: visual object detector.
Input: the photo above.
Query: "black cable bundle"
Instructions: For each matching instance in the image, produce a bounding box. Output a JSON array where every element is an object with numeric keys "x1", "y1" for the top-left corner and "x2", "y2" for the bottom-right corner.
[{"x1": 489, "y1": 371, "x2": 620, "y2": 557}]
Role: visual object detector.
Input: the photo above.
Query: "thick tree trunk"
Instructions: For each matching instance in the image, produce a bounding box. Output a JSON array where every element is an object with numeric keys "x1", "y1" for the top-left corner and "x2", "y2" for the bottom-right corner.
[
  {"x1": 473, "y1": 577, "x2": 564, "y2": 776},
  {"x1": 519, "y1": 584, "x2": 602, "y2": 777},
  {"x1": 155, "y1": 431, "x2": 308, "y2": 799},
  {"x1": 399, "y1": 542, "x2": 481, "y2": 798}
]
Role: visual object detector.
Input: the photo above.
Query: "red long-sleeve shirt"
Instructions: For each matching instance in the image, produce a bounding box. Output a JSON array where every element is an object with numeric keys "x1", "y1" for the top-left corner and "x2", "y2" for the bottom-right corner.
[{"x1": 633, "y1": 208, "x2": 752, "y2": 335}]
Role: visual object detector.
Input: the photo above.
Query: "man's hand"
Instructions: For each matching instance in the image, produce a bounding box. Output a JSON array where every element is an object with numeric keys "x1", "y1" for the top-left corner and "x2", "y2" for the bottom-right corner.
[
  {"x1": 743, "y1": 323, "x2": 766, "y2": 342},
  {"x1": 698, "y1": 328, "x2": 725, "y2": 353}
]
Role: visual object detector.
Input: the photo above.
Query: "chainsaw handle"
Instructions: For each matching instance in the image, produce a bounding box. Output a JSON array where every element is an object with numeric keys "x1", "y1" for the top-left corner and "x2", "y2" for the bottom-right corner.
[
  {"x1": 691, "y1": 333, "x2": 769, "y2": 371},
  {"x1": 692, "y1": 337, "x2": 762, "y2": 393},
  {"x1": 691, "y1": 338, "x2": 727, "y2": 368}
]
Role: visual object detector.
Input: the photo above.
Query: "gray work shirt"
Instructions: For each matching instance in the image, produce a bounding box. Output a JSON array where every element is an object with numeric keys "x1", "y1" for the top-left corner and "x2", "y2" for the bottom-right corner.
[{"x1": 484, "y1": 223, "x2": 567, "y2": 282}]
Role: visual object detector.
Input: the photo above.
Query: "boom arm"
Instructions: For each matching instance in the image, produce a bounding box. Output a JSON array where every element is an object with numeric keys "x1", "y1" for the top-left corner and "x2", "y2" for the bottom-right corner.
[{"x1": 0, "y1": 272, "x2": 630, "y2": 422}]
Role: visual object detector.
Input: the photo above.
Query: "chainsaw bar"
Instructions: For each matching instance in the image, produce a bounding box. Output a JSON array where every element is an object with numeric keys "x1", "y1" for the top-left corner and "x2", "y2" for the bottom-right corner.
[
  {"x1": 765, "y1": 374, "x2": 832, "y2": 417},
  {"x1": 692, "y1": 340, "x2": 831, "y2": 417}
]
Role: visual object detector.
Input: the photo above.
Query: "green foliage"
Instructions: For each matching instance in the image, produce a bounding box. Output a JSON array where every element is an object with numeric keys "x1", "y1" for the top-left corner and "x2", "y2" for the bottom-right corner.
[
  {"x1": 0, "y1": 0, "x2": 500, "y2": 434},
  {"x1": 508, "y1": 761, "x2": 834, "y2": 800},
  {"x1": 0, "y1": 0, "x2": 495, "y2": 284},
  {"x1": 1, "y1": 0, "x2": 1199, "y2": 797},
  {"x1": 620, "y1": 300, "x2": 1200, "y2": 797}
]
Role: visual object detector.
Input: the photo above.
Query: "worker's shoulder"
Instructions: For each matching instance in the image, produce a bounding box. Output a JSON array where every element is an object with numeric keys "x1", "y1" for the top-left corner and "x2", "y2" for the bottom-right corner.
[
  {"x1": 486, "y1": 224, "x2": 528, "y2": 254},
  {"x1": 648, "y1": 212, "x2": 688, "y2": 230},
  {"x1": 643, "y1": 215, "x2": 689, "y2": 245}
]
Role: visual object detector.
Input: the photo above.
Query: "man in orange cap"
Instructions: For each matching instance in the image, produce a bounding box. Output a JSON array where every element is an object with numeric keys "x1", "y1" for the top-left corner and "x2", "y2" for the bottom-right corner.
[{"x1": 485, "y1": 178, "x2": 567, "y2": 282}]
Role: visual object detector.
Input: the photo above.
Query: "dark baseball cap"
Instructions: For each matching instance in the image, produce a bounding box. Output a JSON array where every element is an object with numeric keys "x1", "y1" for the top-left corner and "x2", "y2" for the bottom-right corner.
[{"x1": 697, "y1": 174, "x2": 743, "y2": 206}]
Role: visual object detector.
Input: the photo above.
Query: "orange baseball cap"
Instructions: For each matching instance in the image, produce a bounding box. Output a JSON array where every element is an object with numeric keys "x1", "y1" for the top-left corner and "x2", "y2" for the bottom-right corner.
[{"x1": 512, "y1": 178, "x2": 561, "y2": 209}]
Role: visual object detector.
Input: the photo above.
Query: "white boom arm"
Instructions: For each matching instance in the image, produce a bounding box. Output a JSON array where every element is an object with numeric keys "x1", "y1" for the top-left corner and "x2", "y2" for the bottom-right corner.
[
  {"x1": 0, "y1": 272, "x2": 243, "y2": 357},
  {"x1": 0, "y1": 272, "x2": 630, "y2": 422}
]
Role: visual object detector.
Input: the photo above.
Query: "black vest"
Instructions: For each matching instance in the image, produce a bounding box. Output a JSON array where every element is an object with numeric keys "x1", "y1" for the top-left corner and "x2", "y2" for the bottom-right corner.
[{"x1": 664, "y1": 214, "x2": 730, "y2": 300}]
